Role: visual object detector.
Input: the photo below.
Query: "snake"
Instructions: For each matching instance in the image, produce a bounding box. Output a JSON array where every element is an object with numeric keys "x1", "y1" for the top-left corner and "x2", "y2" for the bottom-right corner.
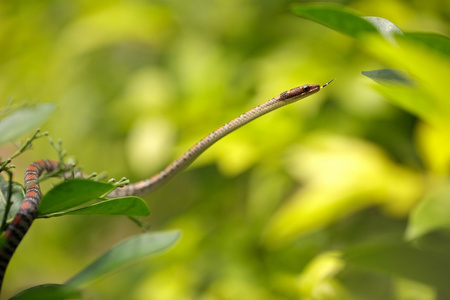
[{"x1": 0, "y1": 80, "x2": 332, "y2": 290}]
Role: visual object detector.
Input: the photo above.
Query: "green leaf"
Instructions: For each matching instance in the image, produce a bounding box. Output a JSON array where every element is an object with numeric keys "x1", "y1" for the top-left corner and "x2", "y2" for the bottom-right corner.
[
  {"x1": 66, "y1": 230, "x2": 181, "y2": 287},
  {"x1": 58, "y1": 197, "x2": 150, "y2": 216},
  {"x1": 38, "y1": 179, "x2": 114, "y2": 215},
  {"x1": 10, "y1": 284, "x2": 81, "y2": 300},
  {"x1": 291, "y1": 3, "x2": 377, "y2": 40},
  {"x1": 402, "y1": 32, "x2": 450, "y2": 60},
  {"x1": 405, "y1": 185, "x2": 450, "y2": 240},
  {"x1": 0, "y1": 103, "x2": 56, "y2": 145},
  {"x1": 362, "y1": 69, "x2": 414, "y2": 86},
  {"x1": 0, "y1": 176, "x2": 25, "y2": 225},
  {"x1": 344, "y1": 243, "x2": 450, "y2": 296}
]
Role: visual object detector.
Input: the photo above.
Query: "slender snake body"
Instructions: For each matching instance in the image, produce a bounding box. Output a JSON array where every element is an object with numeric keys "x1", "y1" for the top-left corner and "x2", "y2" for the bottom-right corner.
[{"x1": 0, "y1": 80, "x2": 332, "y2": 290}]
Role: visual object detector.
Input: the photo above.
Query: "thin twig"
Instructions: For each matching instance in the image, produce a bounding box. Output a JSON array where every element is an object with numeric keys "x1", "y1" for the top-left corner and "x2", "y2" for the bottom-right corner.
[{"x1": 0, "y1": 129, "x2": 48, "y2": 173}]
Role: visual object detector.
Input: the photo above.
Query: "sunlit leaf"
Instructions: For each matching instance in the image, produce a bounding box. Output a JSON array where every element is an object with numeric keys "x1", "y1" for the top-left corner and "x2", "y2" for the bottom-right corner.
[
  {"x1": 406, "y1": 185, "x2": 450, "y2": 240},
  {"x1": 59, "y1": 3, "x2": 173, "y2": 57},
  {"x1": 369, "y1": 83, "x2": 441, "y2": 129},
  {"x1": 66, "y1": 230, "x2": 181, "y2": 287},
  {"x1": 362, "y1": 35, "x2": 450, "y2": 131},
  {"x1": 10, "y1": 284, "x2": 81, "y2": 300},
  {"x1": 262, "y1": 134, "x2": 423, "y2": 247},
  {"x1": 298, "y1": 252, "x2": 348, "y2": 299},
  {"x1": 58, "y1": 197, "x2": 150, "y2": 216},
  {"x1": 38, "y1": 180, "x2": 114, "y2": 215},
  {"x1": 292, "y1": 3, "x2": 450, "y2": 132},
  {"x1": 394, "y1": 278, "x2": 436, "y2": 300},
  {"x1": 416, "y1": 123, "x2": 450, "y2": 175},
  {"x1": 0, "y1": 103, "x2": 56, "y2": 145},
  {"x1": 363, "y1": 17, "x2": 403, "y2": 43},
  {"x1": 291, "y1": 3, "x2": 377, "y2": 40},
  {"x1": 344, "y1": 243, "x2": 450, "y2": 296}
]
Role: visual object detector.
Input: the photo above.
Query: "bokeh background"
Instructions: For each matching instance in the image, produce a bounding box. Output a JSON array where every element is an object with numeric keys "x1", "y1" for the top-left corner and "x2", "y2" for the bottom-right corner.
[{"x1": 1, "y1": 0, "x2": 449, "y2": 299}]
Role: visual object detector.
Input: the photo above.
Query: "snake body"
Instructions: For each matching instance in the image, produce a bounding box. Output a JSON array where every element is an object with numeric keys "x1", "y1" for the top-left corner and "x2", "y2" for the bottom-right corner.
[
  {"x1": 0, "y1": 81, "x2": 332, "y2": 290},
  {"x1": 0, "y1": 160, "x2": 64, "y2": 287},
  {"x1": 108, "y1": 82, "x2": 331, "y2": 197}
]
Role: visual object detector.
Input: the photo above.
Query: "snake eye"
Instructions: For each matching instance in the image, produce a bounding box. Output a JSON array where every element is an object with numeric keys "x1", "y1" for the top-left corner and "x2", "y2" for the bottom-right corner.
[{"x1": 303, "y1": 86, "x2": 310, "y2": 92}]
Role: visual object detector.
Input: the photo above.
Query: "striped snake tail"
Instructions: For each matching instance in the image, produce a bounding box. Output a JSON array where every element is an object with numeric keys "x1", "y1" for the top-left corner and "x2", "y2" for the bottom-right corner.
[{"x1": 0, "y1": 160, "x2": 64, "y2": 288}]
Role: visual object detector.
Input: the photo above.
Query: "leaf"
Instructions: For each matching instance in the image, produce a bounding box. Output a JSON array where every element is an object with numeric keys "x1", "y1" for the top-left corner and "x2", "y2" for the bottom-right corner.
[
  {"x1": 291, "y1": 4, "x2": 405, "y2": 44},
  {"x1": 362, "y1": 34, "x2": 450, "y2": 131},
  {"x1": 405, "y1": 185, "x2": 450, "y2": 240},
  {"x1": 403, "y1": 32, "x2": 450, "y2": 60},
  {"x1": 381, "y1": 86, "x2": 439, "y2": 124},
  {"x1": 291, "y1": 3, "x2": 377, "y2": 40},
  {"x1": 38, "y1": 179, "x2": 114, "y2": 215},
  {"x1": 362, "y1": 69, "x2": 414, "y2": 86},
  {"x1": 0, "y1": 176, "x2": 25, "y2": 225},
  {"x1": 344, "y1": 243, "x2": 450, "y2": 296},
  {"x1": 10, "y1": 284, "x2": 81, "y2": 300},
  {"x1": 66, "y1": 230, "x2": 181, "y2": 287},
  {"x1": 0, "y1": 103, "x2": 56, "y2": 145},
  {"x1": 416, "y1": 123, "x2": 450, "y2": 176},
  {"x1": 363, "y1": 17, "x2": 403, "y2": 43},
  {"x1": 297, "y1": 252, "x2": 346, "y2": 299},
  {"x1": 58, "y1": 197, "x2": 150, "y2": 216},
  {"x1": 291, "y1": 5, "x2": 450, "y2": 132},
  {"x1": 262, "y1": 134, "x2": 423, "y2": 247}
]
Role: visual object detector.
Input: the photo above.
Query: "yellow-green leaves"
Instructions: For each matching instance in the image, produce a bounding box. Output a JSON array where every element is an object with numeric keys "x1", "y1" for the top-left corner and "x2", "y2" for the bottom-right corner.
[
  {"x1": 284, "y1": 5, "x2": 450, "y2": 298},
  {"x1": 263, "y1": 134, "x2": 423, "y2": 246},
  {"x1": 364, "y1": 34, "x2": 450, "y2": 133},
  {"x1": 406, "y1": 184, "x2": 450, "y2": 241},
  {"x1": 297, "y1": 252, "x2": 347, "y2": 300},
  {"x1": 292, "y1": 3, "x2": 450, "y2": 134},
  {"x1": 416, "y1": 123, "x2": 450, "y2": 175}
]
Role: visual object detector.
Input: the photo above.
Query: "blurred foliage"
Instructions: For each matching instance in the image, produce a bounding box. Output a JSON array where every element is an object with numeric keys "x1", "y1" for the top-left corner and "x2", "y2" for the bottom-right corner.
[
  {"x1": 0, "y1": 103, "x2": 55, "y2": 146},
  {"x1": 11, "y1": 231, "x2": 180, "y2": 300},
  {"x1": 0, "y1": 0, "x2": 449, "y2": 299}
]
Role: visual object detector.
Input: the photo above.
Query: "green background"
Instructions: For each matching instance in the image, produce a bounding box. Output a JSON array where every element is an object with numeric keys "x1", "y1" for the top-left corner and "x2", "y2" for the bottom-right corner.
[{"x1": 1, "y1": 0, "x2": 449, "y2": 299}]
